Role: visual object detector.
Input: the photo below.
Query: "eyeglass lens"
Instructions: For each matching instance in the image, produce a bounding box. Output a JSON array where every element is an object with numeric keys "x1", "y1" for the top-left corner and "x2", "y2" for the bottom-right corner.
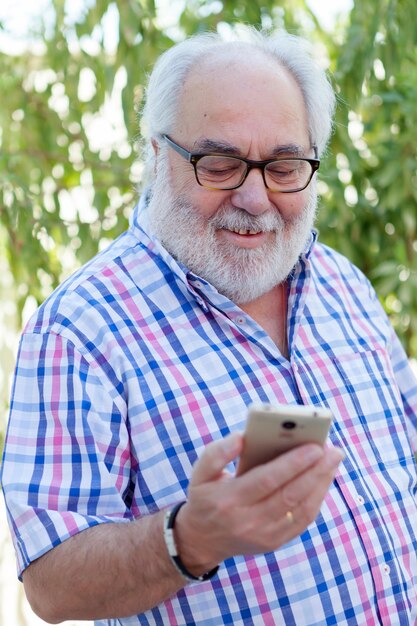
[{"x1": 196, "y1": 155, "x2": 312, "y2": 191}]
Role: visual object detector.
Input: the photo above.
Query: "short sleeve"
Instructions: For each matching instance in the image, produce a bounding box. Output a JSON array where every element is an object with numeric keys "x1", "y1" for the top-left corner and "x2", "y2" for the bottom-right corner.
[{"x1": 1, "y1": 330, "x2": 133, "y2": 578}]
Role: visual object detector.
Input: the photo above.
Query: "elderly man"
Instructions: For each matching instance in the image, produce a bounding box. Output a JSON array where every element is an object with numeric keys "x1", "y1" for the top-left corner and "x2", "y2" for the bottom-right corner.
[{"x1": 2, "y1": 28, "x2": 417, "y2": 626}]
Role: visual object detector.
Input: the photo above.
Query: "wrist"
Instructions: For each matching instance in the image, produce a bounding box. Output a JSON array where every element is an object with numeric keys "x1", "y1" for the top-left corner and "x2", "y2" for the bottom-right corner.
[{"x1": 163, "y1": 501, "x2": 220, "y2": 583}]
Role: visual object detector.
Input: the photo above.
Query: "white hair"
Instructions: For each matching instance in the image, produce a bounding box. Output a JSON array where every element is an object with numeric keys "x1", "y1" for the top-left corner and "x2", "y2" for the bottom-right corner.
[{"x1": 140, "y1": 28, "x2": 336, "y2": 186}]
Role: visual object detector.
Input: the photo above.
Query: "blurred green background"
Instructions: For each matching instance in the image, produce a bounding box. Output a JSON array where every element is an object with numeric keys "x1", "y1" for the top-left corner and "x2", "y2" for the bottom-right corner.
[{"x1": 0, "y1": 0, "x2": 416, "y2": 622}]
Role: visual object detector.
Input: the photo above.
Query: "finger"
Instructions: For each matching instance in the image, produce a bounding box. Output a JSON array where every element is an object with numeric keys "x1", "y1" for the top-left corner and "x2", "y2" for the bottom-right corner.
[
  {"x1": 236, "y1": 443, "x2": 325, "y2": 504},
  {"x1": 257, "y1": 448, "x2": 345, "y2": 548},
  {"x1": 280, "y1": 446, "x2": 344, "y2": 510},
  {"x1": 190, "y1": 432, "x2": 244, "y2": 486}
]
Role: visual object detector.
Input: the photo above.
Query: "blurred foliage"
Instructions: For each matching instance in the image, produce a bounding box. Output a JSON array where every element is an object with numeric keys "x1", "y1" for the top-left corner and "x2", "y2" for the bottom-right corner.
[
  {"x1": 318, "y1": 0, "x2": 417, "y2": 356},
  {"x1": 0, "y1": 0, "x2": 416, "y2": 360}
]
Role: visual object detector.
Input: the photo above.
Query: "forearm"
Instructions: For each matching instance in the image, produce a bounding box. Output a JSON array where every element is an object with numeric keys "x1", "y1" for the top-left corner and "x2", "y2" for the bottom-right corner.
[{"x1": 23, "y1": 510, "x2": 186, "y2": 623}]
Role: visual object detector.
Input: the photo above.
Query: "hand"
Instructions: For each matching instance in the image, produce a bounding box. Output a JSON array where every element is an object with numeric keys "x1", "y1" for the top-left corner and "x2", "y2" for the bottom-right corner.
[{"x1": 174, "y1": 433, "x2": 344, "y2": 575}]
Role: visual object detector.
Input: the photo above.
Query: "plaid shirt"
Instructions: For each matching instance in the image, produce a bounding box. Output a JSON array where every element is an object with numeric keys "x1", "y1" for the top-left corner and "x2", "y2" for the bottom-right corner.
[{"x1": 2, "y1": 197, "x2": 417, "y2": 626}]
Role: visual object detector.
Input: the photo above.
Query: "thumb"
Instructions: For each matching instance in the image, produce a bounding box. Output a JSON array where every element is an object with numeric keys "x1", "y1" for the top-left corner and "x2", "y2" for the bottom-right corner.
[{"x1": 190, "y1": 432, "x2": 243, "y2": 486}]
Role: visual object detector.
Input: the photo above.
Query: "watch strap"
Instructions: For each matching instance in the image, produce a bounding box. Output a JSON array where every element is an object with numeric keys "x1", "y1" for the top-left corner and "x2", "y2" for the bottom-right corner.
[{"x1": 163, "y1": 501, "x2": 219, "y2": 582}]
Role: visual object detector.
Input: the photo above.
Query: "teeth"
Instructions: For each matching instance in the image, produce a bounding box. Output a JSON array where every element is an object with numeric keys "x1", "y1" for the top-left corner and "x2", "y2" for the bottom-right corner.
[{"x1": 233, "y1": 228, "x2": 259, "y2": 235}]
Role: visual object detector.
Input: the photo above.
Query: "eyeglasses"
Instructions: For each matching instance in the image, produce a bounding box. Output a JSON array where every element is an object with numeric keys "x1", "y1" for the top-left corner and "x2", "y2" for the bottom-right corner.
[{"x1": 162, "y1": 134, "x2": 320, "y2": 193}]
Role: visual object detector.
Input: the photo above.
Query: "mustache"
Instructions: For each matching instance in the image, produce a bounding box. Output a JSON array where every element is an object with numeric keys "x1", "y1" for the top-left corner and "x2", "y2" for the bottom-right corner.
[{"x1": 208, "y1": 205, "x2": 284, "y2": 232}]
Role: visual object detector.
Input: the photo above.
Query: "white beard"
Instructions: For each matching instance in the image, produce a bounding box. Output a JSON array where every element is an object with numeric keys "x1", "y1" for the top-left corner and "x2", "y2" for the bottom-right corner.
[{"x1": 147, "y1": 173, "x2": 317, "y2": 305}]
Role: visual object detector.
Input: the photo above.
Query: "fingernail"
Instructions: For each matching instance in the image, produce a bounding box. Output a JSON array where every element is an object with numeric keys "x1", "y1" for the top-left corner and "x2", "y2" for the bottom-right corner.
[
  {"x1": 224, "y1": 432, "x2": 242, "y2": 455},
  {"x1": 328, "y1": 446, "x2": 345, "y2": 466},
  {"x1": 304, "y1": 445, "x2": 324, "y2": 464}
]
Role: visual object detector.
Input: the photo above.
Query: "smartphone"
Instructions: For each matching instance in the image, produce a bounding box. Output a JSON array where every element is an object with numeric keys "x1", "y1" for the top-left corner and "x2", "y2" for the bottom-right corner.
[{"x1": 236, "y1": 402, "x2": 333, "y2": 475}]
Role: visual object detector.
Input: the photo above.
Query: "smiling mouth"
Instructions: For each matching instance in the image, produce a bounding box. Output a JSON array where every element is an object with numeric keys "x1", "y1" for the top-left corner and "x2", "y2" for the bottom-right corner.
[{"x1": 227, "y1": 227, "x2": 262, "y2": 235}]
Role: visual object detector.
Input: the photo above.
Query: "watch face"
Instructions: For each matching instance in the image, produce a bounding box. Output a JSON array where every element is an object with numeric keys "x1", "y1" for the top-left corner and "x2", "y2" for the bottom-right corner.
[{"x1": 164, "y1": 509, "x2": 178, "y2": 556}]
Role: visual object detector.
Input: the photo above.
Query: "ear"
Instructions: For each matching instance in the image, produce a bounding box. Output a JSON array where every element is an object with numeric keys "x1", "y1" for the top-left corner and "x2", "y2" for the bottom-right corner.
[
  {"x1": 151, "y1": 138, "x2": 159, "y2": 175},
  {"x1": 151, "y1": 138, "x2": 159, "y2": 156}
]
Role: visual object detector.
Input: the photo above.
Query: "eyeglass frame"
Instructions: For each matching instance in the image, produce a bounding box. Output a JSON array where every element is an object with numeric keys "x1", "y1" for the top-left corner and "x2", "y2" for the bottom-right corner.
[{"x1": 161, "y1": 134, "x2": 320, "y2": 193}]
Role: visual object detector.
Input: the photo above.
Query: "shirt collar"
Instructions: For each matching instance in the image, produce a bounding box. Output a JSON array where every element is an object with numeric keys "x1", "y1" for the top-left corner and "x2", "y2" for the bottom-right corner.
[
  {"x1": 129, "y1": 188, "x2": 192, "y2": 284},
  {"x1": 303, "y1": 229, "x2": 317, "y2": 259}
]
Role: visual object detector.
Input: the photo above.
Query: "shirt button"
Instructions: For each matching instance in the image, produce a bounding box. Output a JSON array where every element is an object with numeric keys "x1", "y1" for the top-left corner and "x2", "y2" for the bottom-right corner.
[
  {"x1": 357, "y1": 495, "x2": 365, "y2": 506},
  {"x1": 235, "y1": 316, "x2": 246, "y2": 325},
  {"x1": 383, "y1": 564, "x2": 390, "y2": 576},
  {"x1": 194, "y1": 281, "x2": 203, "y2": 289}
]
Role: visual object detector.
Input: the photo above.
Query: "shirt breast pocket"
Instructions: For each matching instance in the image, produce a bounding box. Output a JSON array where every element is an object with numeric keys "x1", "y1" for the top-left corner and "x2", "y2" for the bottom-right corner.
[{"x1": 329, "y1": 348, "x2": 410, "y2": 468}]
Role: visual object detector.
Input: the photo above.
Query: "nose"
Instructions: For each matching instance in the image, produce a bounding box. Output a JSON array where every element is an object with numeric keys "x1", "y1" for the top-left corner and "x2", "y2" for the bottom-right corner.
[{"x1": 230, "y1": 167, "x2": 272, "y2": 215}]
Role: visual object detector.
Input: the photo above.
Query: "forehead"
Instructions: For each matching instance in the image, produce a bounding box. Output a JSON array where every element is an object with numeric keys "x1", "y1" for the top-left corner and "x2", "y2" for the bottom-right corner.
[{"x1": 174, "y1": 46, "x2": 309, "y2": 154}]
